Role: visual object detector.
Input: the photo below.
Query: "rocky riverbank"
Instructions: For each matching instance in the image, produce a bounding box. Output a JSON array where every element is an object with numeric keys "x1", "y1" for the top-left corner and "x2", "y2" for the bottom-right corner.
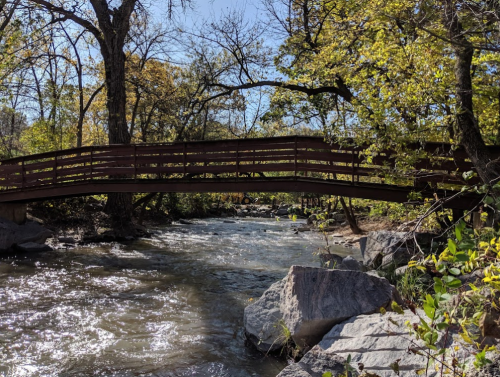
[
  {"x1": 244, "y1": 228, "x2": 499, "y2": 377},
  {"x1": 244, "y1": 264, "x2": 483, "y2": 377}
]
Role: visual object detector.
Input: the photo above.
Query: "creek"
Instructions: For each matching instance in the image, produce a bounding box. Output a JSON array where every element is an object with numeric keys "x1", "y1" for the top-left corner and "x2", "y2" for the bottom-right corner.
[{"x1": 0, "y1": 218, "x2": 357, "y2": 377}]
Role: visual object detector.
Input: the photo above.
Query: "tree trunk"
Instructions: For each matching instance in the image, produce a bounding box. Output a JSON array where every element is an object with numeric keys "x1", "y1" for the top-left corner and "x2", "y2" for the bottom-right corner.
[
  {"x1": 101, "y1": 39, "x2": 133, "y2": 233},
  {"x1": 339, "y1": 197, "x2": 362, "y2": 234},
  {"x1": 444, "y1": 0, "x2": 500, "y2": 186}
]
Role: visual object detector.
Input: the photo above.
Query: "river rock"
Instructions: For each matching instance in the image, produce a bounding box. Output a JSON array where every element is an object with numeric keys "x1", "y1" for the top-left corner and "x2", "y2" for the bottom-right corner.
[
  {"x1": 318, "y1": 309, "x2": 477, "y2": 377},
  {"x1": 276, "y1": 345, "x2": 346, "y2": 377},
  {"x1": 58, "y1": 237, "x2": 76, "y2": 244},
  {"x1": 338, "y1": 255, "x2": 363, "y2": 271},
  {"x1": 380, "y1": 246, "x2": 414, "y2": 269},
  {"x1": 15, "y1": 242, "x2": 53, "y2": 252},
  {"x1": 319, "y1": 253, "x2": 344, "y2": 269},
  {"x1": 332, "y1": 213, "x2": 345, "y2": 222},
  {"x1": 362, "y1": 231, "x2": 409, "y2": 268},
  {"x1": 0, "y1": 217, "x2": 52, "y2": 251},
  {"x1": 179, "y1": 219, "x2": 194, "y2": 225},
  {"x1": 320, "y1": 254, "x2": 363, "y2": 271},
  {"x1": 362, "y1": 231, "x2": 437, "y2": 270},
  {"x1": 280, "y1": 266, "x2": 402, "y2": 348},
  {"x1": 244, "y1": 279, "x2": 286, "y2": 353}
]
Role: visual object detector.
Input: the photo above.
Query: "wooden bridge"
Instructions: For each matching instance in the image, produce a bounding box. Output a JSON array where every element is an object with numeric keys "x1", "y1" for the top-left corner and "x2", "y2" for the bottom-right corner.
[{"x1": 0, "y1": 135, "x2": 494, "y2": 209}]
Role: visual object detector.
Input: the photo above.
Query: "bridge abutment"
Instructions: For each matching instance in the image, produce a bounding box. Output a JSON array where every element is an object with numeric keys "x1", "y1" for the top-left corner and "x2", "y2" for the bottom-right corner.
[{"x1": 0, "y1": 203, "x2": 27, "y2": 224}]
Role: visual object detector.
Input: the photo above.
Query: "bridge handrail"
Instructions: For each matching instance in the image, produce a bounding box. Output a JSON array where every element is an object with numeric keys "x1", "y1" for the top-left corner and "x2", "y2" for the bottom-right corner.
[{"x1": 0, "y1": 135, "x2": 496, "y2": 192}]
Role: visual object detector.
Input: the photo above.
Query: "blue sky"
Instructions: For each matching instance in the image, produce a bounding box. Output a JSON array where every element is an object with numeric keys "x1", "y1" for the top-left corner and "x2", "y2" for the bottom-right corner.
[{"x1": 179, "y1": 0, "x2": 263, "y2": 27}]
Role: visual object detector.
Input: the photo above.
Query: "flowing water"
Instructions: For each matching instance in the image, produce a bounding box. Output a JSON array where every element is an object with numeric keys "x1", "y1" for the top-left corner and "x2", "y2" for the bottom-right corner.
[{"x1": 0, "y1": 218, "x2": 358, "y2": 377}]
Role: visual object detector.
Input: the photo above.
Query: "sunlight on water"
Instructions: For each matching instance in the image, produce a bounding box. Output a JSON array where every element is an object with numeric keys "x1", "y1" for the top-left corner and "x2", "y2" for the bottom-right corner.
[{"x1": 0, "y1": 218, "x2": 358, "y2": 377}]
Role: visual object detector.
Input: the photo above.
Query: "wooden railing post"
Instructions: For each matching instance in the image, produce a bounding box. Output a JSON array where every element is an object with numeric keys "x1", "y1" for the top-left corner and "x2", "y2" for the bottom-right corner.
[
  {"x1": 236, "y1": 140, "x2": 239, "y2": 178},
  {"x1": 294, "y1": 136, "x2": 298, "y2": 177},
  {"x1": 133, "y1": 145, "x2": 137, "y2": 180},
  {"x1": 356, "y1": 151, "x2": 360, "y2": 182},
  {"x1": 21, "y1": 157, "x2": 25, "y2": 189},
  {"x1": 252, "y1": 149, "x2": 255, "y2": 178},
  {"x1": 89, "y1": 147, "x2": 93, "y2": 180},
  {"x1": 351, "y1": 150, "x2": 355, "y2": 184},
  {"x1": 53, "y1": 152, "x2": 57, "y2": 185},
  {"x1": 305, "y1": 146, "x2": 308, "y2": 177},
  {"x1": 183, "y1": 142, "x2": 187, "y2": 177}
]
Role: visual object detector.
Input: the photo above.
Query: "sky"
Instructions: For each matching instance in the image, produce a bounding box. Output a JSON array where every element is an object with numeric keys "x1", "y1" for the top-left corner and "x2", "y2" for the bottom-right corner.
[{"x1": 181, "y1": 0, "x2": 263, "y2": 26}]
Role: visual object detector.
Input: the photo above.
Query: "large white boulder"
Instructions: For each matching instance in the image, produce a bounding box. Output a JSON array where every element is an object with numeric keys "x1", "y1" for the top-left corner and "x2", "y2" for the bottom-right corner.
[
  {"x1": 318, "y1": 310, "x2": 478, "y2": 377},
  {"x1": 276, "y1": 345, "x2": 346, "y2": 377}
]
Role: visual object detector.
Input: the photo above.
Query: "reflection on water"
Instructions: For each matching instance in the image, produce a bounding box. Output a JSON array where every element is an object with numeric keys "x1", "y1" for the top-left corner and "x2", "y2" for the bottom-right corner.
[{"x1": 0, "y1": 218, "x2": 357, "y2": 377}]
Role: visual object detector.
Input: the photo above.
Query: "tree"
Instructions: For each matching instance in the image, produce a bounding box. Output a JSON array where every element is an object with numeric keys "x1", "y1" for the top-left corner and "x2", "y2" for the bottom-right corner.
[
  {"x1": 28, "y1": 0, "x2": 190, "y2": 233},
  {"x1": 195, "y1": 0, "x2": 500, "y2": 188}
]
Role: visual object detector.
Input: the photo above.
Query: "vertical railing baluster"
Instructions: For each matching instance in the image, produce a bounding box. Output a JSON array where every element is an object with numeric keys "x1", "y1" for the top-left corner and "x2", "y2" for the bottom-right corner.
[
  {"x1": 294, "y1": 136, "x2": 298, "y2": 177},
  {"x1": 21, "y1": 157, "x2": 25, "y2": 189},
  {"x1": 351, "y1": 149, "x2": 355, "y2": 184},
  {"x1": 53, "y1": 152, "x2": 57, "y2": 185},
  {"x1": 252, "y1": 149, "x2": 255, "y2": 178},
  {"x1": 133, "y1": 145, "x2": 137, "y2": 180},
  {"x1": 89, "y1": 147, "x2": 93, "y2": 180},
  {"x1": 183, "y1": 142, "x2": 187, "y2": 178},
  {"x1": 236, "y1": 140, "x2": 239, "y2": 178},
  {"x1": 305, "y1": 145, "x2": 308, "y2": 177},
  {"x1": 357, "y1": 151, "x2": 360, "y2": 182}
]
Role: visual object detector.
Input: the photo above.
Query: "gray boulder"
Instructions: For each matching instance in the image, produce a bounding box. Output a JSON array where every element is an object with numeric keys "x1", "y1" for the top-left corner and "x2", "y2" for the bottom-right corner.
[
  {"x1": 16, "y1": 242, "x2": 53, "y2": 252},
  {"x1": 332, "y1": 213, "x2": 346, "y2": 222},
  {"x1": 362, "y1": 231, "x2": 410, "y2": 268},
  {"x1": 276, "y1": 208, "x2": 289, "y2": 216},
  {"x1": 318, "y1": 310, "x2": 476, "y2": 377},
  {"x1": 380, "y1": 246, "x2": 414, "y2": 269},
  {"x1": 320, "y1": 254, "x2": 363, "y2": 271},
  {"x1": 0, "y1": 217, "x2": 52, "y2": 251},
  {"x1": 58, "y1": 237, "x2": 76, "y2": 244},
  {"x1": 319, "y1": 253, "x2": 344, "y2": 269},
  {"x1": 280, "y1": 266, "x2": 402, "y2": 348},
  {"x1": 244, "y1": 279, "x2": 287, "y2": 353},
  {"x1": 338, "y1": 256, "x2": 363, "y2": 271},
  {"x1": 307, "y1": 214, "x2": 317, "y2": 225},
  {"x1": 362, "y1": 231, "x2": 437, "y2": 270},
  {"x1": 277, "y1": 345, "x2": 346, "y2": 377}
]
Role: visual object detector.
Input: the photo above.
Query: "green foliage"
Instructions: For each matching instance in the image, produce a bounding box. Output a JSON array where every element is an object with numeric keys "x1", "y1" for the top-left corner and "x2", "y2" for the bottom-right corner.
[
  {"x1": 20, "y1": 118, "x2": 77, "y2": 154},
  {"x1": 405, "y1": 217, "x2": 500, "y2": 374}
]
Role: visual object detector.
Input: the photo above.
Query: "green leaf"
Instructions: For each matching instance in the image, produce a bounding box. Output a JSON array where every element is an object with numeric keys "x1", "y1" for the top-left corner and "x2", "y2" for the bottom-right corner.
[
  {"x1": 440, "y1": 293, "x2": 452, "y2": 301},
  {"x1": 433, "y1": 278, "x2": 445, "y2": 294},
  {"x1": 458, "y1": 240, "x2": 475, "y2": 250},
  {"x1": 449, "y1": 268, "x2": 461, "y2": 276},
  {"x1": 448, "y1": 239, "x2": 457, "y2": 254},
  {"x1": 463, "y1": 170, "x2": 475, "y2": 181},
  {"x1": 423, "y1": 330, "x2": 438, "y2": 346},
  {"x1": 391, "y1": 301, "x2": 405, "y2": 315},
  {"x1": 484, "y1": 196, "x2": 495, "y2": 206},
  {"x1": 436, "y1": 322, "x2": 449, "y2": 330},
  {"x1": 322, "y1": 372, "x2": 333, "y2": 377},
  {"x1": 455, "y1": 226, "x2": 462, "y2": 242},
  {"x1": 420, "y1": 318, "x2": 431, "y2": 331},
  {"x1": 455, "y1": 253, "x2": 470, "y2": 262},
  {"x1": 443, "y1": 275, "x2": 462, "y2": 288},
  {"x1": 423, "y1": 303, "x2": 435, "y2": 319}
]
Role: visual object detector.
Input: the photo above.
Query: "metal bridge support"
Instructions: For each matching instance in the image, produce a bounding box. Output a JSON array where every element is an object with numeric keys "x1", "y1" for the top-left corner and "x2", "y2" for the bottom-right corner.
[{"x1": 0, "y1": 203, "x2": 27, "y2": 224}]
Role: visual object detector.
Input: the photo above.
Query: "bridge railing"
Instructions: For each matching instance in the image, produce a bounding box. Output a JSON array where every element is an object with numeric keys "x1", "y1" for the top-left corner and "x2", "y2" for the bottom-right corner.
[{"x1": 0, "y1": 135, "x2": 497, "y2": 192}]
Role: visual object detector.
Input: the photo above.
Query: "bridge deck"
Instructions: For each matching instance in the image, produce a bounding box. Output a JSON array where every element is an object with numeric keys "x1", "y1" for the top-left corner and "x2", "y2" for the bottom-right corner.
[{"x1": 0, "y1": 135, "x2": 495, "y2": 209}]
